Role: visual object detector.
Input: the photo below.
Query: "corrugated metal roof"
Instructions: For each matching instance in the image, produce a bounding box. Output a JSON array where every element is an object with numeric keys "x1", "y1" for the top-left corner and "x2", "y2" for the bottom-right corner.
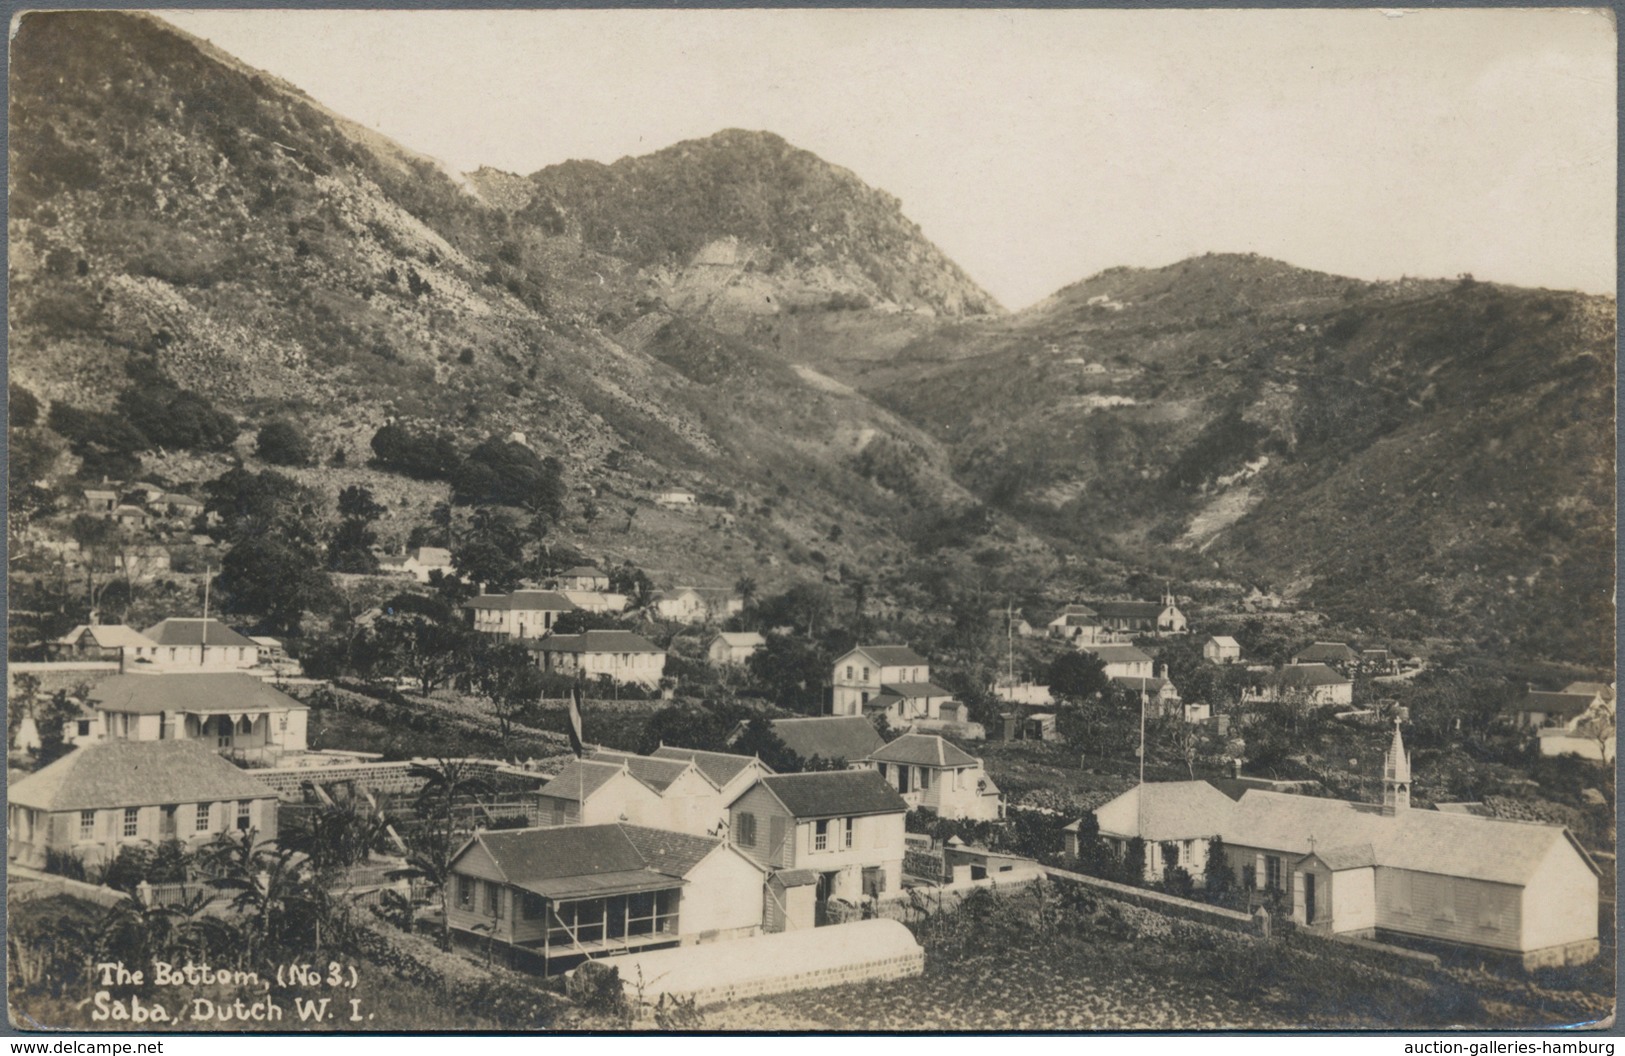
[
  {"x1": 459, "y1": 823, "x2": 722, "y2": 900},
  {"x1": 9, "y1": 739, "x2": 278, "y2": 811}
]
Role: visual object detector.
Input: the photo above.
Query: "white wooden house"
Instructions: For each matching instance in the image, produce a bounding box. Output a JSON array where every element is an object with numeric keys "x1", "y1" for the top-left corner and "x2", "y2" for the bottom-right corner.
[
  {"x1": 465, "y1": 590, "x2": 579, "y2": 639},
  {"x1": 831, "y1": 644, "x2": 932, "y2": 716},
  {"x1": 1204, "y1": 636, "x2": 1242, "y2": 664},
  {"x1": 726, "y1": 770, "x2": 908, "y2": 903},
  {"x1": 707, "y1": 631, "x2": 766, "y2": 666},
  {"x1": 863, "y1": 734, "x2": 1003, "y2": 820},
  {"x1": 528, "y1": 630, "x2": 667, "y2": 688}
]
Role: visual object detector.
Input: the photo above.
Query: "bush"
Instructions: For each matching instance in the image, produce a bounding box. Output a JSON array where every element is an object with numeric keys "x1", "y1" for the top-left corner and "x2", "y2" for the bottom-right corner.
[
  {"x1": 255, "y1": 419, "x2": 313, "y2": 466},
  {"x1": 10, "y1": 382, "x2": 40, "y2": 428},
  {"x1": 565, "y1": 961, "x2": 627, "y2": 1021},
  {"x1": 370, "y1": 422, "x2": 460, "y2": 480},
  {"x1": 115, "y1": 384, "x2": 238, "y2": 452}
]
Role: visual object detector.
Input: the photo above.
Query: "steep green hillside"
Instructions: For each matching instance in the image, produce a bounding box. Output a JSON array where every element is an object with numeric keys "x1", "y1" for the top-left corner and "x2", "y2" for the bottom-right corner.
[{"x1": 841, "y1": 255, "x2": 1615, "y2": 664}]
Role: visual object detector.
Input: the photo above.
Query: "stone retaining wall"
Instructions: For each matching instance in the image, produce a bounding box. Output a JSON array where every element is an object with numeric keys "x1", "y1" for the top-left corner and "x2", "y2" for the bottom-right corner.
[{"x1": 1043, "y1": 866, "x2": 1261, "y2": 934}]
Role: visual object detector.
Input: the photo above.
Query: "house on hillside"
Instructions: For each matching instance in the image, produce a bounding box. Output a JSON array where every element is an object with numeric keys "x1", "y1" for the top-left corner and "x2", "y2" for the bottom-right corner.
[
  {"x1": 707, "y1": 631, "x2": 766, "y2": 666},
  {"x1": 1243, "y1": 663, "x2": 1353, "y2": 707},
  {"x1": 150, "y1": 492, "x2": 205, "y2": 521},
  {"x1": 465, "y1": 590, "x2": 579, "y2": 639},
  {"x1": 141, "y1": 618, "x2": 261, "y2": 671},
  {"x1": 1292, "y1": 641, "x2": 1360, "y2": 669},
  {"x1": 445, "y1": 824, "x2": 764, "y2": 973},
  {"x1": 88, "y1": 673, "x2": 310, "y2": 764},
  {"x1": 831, "y1": 644, "x2": 933, "y2": 716},
  {"x1": 863, "y1": 734, "x2": 1003, "y2": 820},
  {"x1": 110, "y1": 504, "x2": 149, "y2": 529},
  {"x1": 1509, "y1": 683, "x2": 1616, "y2": 761},
  {"x1": 378, "y1": 546, "x2": 454, "y2": 583},
  {"x1": 560, "y1": 589, "x2": 629, "y2": 614},
  {"x1": 864, "y1": 681, "x2": 958, "y2": 726},
  {"x1": 651, "y1": 587, "x2": 742, "y2": 624},
  {"x1": 1048, "y1": 605, "x2": 1118, "y2": 646},
  {"x1": 727, "y1": 770, "x2": 908, "y2": 904},
  {"x1": 534, "y1": 757, "x2": 665, "y2": 828},
  {"x1": 1359, "y1": 647, "x2": 1396, "y2": 675},
  {"x1": 992, "y1": 610, "x2": 1036, "y2": 638},
  {"x1": 528, "y1": 631, "x2": 667, "y2": 688},
  {"x1": 556, "y1": 566, "x2": 611, "y2": 592},
  {"x1": 656, "y1": 489, "x2": 698, "y2": 508},
  {"x1": 1074, "y1": 724, "x2": 1601, "y2": 968},
  {"x1": 1204, "y1": 636, "x2": 1242, "y2": 664},
  {"x1": 83, "y1": 488, "x2": 119, "y2": 514},
  {"x1": 1083, "y1": 644, "x2": 1153, "y2": 679},
  {"x1": 8, "y1": 739, "x2": 280, "y2": 870},
  {"x1": 1086, "y1": 593, "x2": 1187, "y2": 635},
  {"x1": 728, "y1": 715, "x2": 885, "y2": 770},
  {"x1": 49, "y1": 624, "x2": 160, "y2": 666}
]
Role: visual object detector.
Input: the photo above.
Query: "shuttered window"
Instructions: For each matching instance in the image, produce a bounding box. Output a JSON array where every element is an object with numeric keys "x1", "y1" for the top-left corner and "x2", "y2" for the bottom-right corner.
[{"x1": 736, "y1": 812, "x2": 757, "y2": 848}]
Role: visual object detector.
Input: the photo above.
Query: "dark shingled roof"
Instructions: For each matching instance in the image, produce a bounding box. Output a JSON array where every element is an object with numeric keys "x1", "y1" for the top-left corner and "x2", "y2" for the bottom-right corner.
[
  {"x1": 537, "y1": 759, "x2": 630, "y2": 802},
  {"x1": 1273, "y1": 663, "x2": 1352, "y2": 688},
  {"x1": 652, "y1": 746, "x2": 770, "y2": 785},
  {"x1": 9, "y1": 739, "x2": 278, "y2": 811},
  {"x1": 877, "y1": 681, "x2": 953, "y2": 699},
  {"x1": 768, "y1": 717, "x2": 885, "y2": 764},
  {"x1": 1292, "y1": 641, "x2": 1360, "y2": 664},
  {"x1": 758, "y1": 770, "x2": 908, "y2": 819},
  {"x1": 849, "y1": 644, "x2": 929, "y2": 667},
  {"x1": 141, "y1": 618, "x2": 258, "y2": 649},
  {"x1": 455, "y1": 824, "x2": 729, "y2": 899},
  {"x1": 1513, "y1": 691, "x2": 1598, "y2": 718},
  {"x1": 867, "y1": 733, "x2": 979, "y2": 768},
  {"x1": 88, "y1": 673, "x2": 307, "y2": 716},
  {"x1": 530, "y1": 630, "x2": 663, "y2": 654},
  {"x1": 592, "y1": 750, "x2": 698, "y2": 792}
]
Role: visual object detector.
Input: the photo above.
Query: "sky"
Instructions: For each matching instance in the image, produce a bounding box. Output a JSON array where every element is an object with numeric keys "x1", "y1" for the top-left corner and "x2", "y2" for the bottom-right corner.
[{"x1": 159, "y1": 8, "x2": 1616, "y2": 310}]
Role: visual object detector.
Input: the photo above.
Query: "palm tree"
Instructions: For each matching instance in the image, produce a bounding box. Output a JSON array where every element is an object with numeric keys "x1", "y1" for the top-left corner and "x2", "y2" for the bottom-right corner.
[{"x1": 392, "y1": 758, "x2": 494, "y2": 950}]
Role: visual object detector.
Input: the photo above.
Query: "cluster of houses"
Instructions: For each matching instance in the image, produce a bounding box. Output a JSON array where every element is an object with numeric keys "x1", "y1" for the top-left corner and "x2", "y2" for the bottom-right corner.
[
  {"x1": 1507, "y1": 681, "x2": 1617, "y2": 761},
  {"x1": 47, "y1": 617, "x2": 298, "y2": 677},
  {"x1": 81, "y1": 481, "x2": 205, "y2": 530}
]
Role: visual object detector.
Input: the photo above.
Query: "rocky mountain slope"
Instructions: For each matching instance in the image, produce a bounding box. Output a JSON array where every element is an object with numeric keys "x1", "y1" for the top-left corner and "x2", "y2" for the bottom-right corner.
[
  {"x1": 832, "y1": 254, "x2": 1616, "y2": 664},
  {"x1": 6, "y1": 10, "x2": 1017, "y2": 596}
]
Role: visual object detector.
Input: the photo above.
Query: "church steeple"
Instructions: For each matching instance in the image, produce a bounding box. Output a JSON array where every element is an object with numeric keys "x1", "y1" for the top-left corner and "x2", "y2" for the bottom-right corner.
[{"x1": 1382, "y1": 718, "x2": 1410, "y2": 816}]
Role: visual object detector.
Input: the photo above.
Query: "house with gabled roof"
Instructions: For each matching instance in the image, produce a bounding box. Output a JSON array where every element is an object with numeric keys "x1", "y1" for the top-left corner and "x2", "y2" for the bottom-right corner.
[
  {"x1": 651, "y1": 586, "x2": 742, "y2": 624},
  {"x1": 7, "y1": 739, "x2": 280, "y2": 870},
  {"x1": 832, "y1": 644, "x2": 933, "y2": 716},
  {"x1": 864, "y1": 680, "x2": 958, "y2": 725},
  {"x1": 378, "y1": 546, "x2": 453, "y2": 584},
  {"x1": 445, "y1": 823, "x2": 764, "y2": 973},
  {"x1": 1243, "y1": 662, "x2": 1353, "y2": 707},
  {"x1": 1074, "y1": 725, "x2": 1600, "y2": 968},
  {"x1": 652, "y1": 745, "x2": 776, "y2": 807},
  {"x1": 464, "y1": 590, "x2": 579, "y2": 639},
  {"x1": 1047, "y1": 604, "x2": 1124, "y2": 645},
  {"x1": 141, "y1": 618, "x2": 261, "y2": 671},
  {"x1": 1204, "y1": 636, "x2": 1242, "y2": 664},
  {"x1": 727, "y1": 769, "x2": 908, "y2": 903},
  {"x1": 556, "y1": 565, "x2": 611, "y2": 592},
  {"x1": 591, "y1": 750, "x2": 734, "y2": 836},
  {"x1": 527, "y1": 630, "x2": 667, "y2": 688},
  {"x1": 87, "y1": 672, "x2": 310, "y2": 765},
  {"x1": 49, "y1": 624, "x2": 161, "y2": 666},
  {"x1": 533, "y1": 757, "x2": 666, "y2": 829},
  {"x1": 1085, "y1": 592, "x2": 1187, "y2": 635},
  {"x1": 707, "y1": 631, "x2": 766, "y2": 666},
  {"x1": 863, "y1": 733, "x2": 1003, "y2": 820},
  {"x1": 83, "y1": 487, "x2": 119, "y2": 514}
]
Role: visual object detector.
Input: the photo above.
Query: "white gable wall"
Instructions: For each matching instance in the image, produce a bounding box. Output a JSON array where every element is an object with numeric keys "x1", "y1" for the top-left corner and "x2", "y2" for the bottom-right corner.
[
  {"x1": 1519, "y1": 839, "x2": 1599, "y2": 953},
  {"x1": 676, "y1": 846, "x2": 765, "y2": 938}
]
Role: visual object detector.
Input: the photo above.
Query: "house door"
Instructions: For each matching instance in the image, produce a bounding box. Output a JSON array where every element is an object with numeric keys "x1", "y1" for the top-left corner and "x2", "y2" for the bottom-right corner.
[
  {"x1": 1303, "y1": 873, "x2": 1316, "y2": 924},
  {"x1": 160, "y1": 805, "x2": 177, "y2": 840},
  {"x1": 814, "y1": 871, "x2": 840, "y2": 926},
  {"x1": 897, "y1": 766, "x2": 911, "y2": 794}
]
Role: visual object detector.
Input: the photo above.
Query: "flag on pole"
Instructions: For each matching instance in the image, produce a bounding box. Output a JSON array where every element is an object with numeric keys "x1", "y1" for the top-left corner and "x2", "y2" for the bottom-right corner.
[{"x1": 568, "y1": 684, "x2": 585, "y2": 758}]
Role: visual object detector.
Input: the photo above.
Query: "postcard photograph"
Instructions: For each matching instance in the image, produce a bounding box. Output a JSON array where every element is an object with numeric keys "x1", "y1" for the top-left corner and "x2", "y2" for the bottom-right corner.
[{"x1": 4, "y1": 6, "x2": 1617, "y2": 1034}]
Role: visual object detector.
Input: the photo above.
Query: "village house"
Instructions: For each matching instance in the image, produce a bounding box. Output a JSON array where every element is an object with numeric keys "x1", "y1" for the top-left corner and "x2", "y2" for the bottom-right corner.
[
  {"x1": 862, "y1": 734, "x2": 1003, "y2": 821},
  {"x1": 650, "y1": 586, "x2": 743, "y2": 624},
  {"x1": 651, "y1": 746, "x2": 777, "y2": 808},
  {"x1": 1204, "y1": 636, "x2": 1242, "y2": 664},
  {"x1": 1359, "y1": 647, "x2": 1397, "y2": 675},
  {"x1": 445, "y1": 824, "x2": 764, "y2": 974},
  {"x1": 83, "y1": 487, "x2": 119, "y2": 514},
  {"x1": 1509, "y1": 682, "x2": 1616, "y2": 761},
  {"x1": 707, "y1": 631, "x2": 766, "y2": 666},
  {"x1": 141, "y1": 618, "x2": 262, "y2": 671},
  {"x1": 1085, "y1": 592, "x2": 1188, "y2": 635},
  {"x1": 590, "y1": 750, "x2": 739, "y2": 836},
  {"x1": 110, "y1": 504, "x2": 149, "y2": 529},
  {"x1": 559, "y1": 589, "x2": 629, "y2": 614},
  {"x1": 729, "y1": 715, "x2": 886, "y2": 769},
  {"x1": 1292, "y1": 641, "x2": 1361, "y2": 669},
  {"x1": 465, "y1": 590, "x2": 579, "y2": 639},
  {"x1": 534, "y1": 757, "x2": 664, "y2": 828},
  {"x1": 7, "y1": 739, "x2": 280, "y2": 870},
  {"x1": 1078, "y1": 725, "x2": 1600, "y2": 968},
  {"x1": 150, "y1": 492, "x2": 205, "y2": 521},
  {"x1": 49, "y1": 624, "x2": 161, "y2": 665},
  {"x1": 528, "y1": 630, "x2": 667, "y2": 688},
  {"x1": 1047, "y1": 605, "x2": 1119, "y2": 646},
  {"x1": 377, "y1": 546, "x2": 454, "y2": 583},
  {"x1": 1084, "y1": 643, "x2": 1154, "y2": 679},
  {"x1": 555, "y1": 565, "x2": 611, "y2": 592},
  {"x1": 727, "y1": 770, "x2": 909, "y2": 905},
  {"x1": 88, "y1": 672, "x2": 311, "y2": 764},
  {"x1": 831, "y1": 644, "x2": 933, "y2": 716},
  {"x1": 993, "y1": 609, "x2": 1036, "y2": 637},
  {"x1": 1244, "y1": 662, "x2": 1354, "y2": 707}
]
